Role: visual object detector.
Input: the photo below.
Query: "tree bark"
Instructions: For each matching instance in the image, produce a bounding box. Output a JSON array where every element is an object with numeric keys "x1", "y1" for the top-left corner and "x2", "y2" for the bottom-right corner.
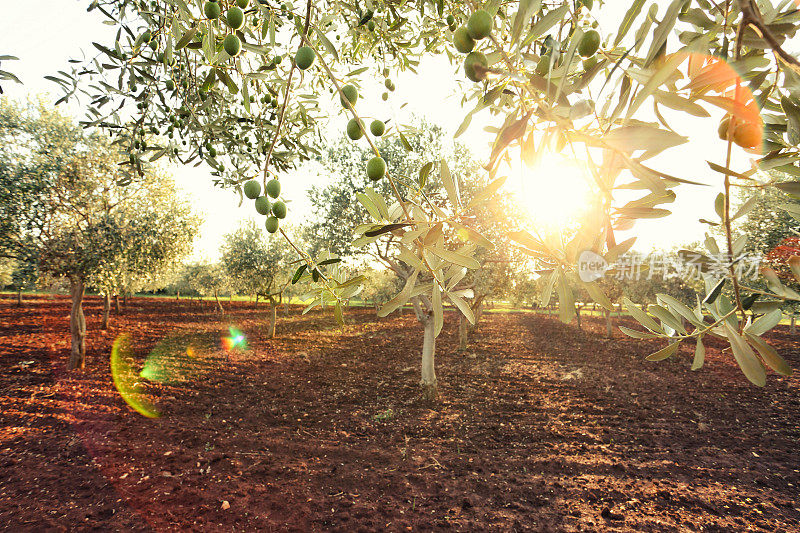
[
  {"x1": 420, "y1": 316, "x2": 437, "y2": 401},
  {"x1": 102, "y1": 292, "x2": 111, "y2": 330},
  {"x1": 458, "y1": 313, "x2": 468, "y2": 350},
  {"x1": 68, "y1": 277, "x2": 87, "y2": 370},
  {"x1": 122, "y1": 292, "x2": 128, "y2": 308},
  {"x1": 791, "y1": 314, "x2": 796, "y2": 334},
  {"x1": 176, "y1": 291, "x2": 180, "y2": 301},
  {"x1": 604, "y1": 309, "x2": 613, "y2": 338},
  {"x1": 114, "y1": 294, "x2": 121, "y2": 314},
  {"x1": 471, "y1": 296, "x2": 485, "y2": 332},
  {"x1": 283, "y1": 301, "x2": 290, "y2": 316},
  {"x1": 16, "y1": 289, "x2": 23, "y2": 307},
  {"x1": 267, "y1": 297, "x2": 277, "y2": 338},
  {"x1": 575, "y1": 305, "x2": 582, "y2": 330},
  {"x1": 214, "y1": 289, "x2": 224, "y2": 314}
]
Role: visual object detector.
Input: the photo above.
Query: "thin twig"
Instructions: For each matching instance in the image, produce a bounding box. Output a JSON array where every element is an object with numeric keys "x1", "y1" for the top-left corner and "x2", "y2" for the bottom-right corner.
[
  {"x1": 738, "y1": 0, "x2": 800, "y2": 75},
  {"x1": 261, "y1": 0, "x2": 314, "y2": 185}
]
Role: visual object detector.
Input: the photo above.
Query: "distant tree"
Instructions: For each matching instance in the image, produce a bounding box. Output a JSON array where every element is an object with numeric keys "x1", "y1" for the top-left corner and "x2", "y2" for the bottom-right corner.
[
  {"x1": 596, "y1": 277, "x2": 625, "y2": 338},
  {"x1": 0, "y1": 259, "x2": 13, "y2": 289},
  {"x1": 179, "y1": 262, "x2": 229, "y2": 314},
  {"x1": 0, "y1": 250, "x2": 38, "y2": 306},
  {"x1": 221, "y1": 220, "x2": 295, "y2": 337},
  {"x1": 729, "y1": 184, "x2": 800, "y2": 324},
  {"x1": 734, "y1": 184, "x2": 798, "y2": 257},
  {"x1": 360, "y1": 268, "x2": 403, "y2": 310},
  {"x1": 509, "y1": 271, "x2": 541, "y2": 310},
  {"x1": 88, "y1": 171, "x2": 199, "y2": 328},
  {"x1": 0, "y1": 99, "x2": 197, "y2": 368},
  {"x1": 454, "y1": 163, "x2": 523, "y2": 349},
  {"x1": 622, "y1": 268, "x2": 697, "y2": 311}
]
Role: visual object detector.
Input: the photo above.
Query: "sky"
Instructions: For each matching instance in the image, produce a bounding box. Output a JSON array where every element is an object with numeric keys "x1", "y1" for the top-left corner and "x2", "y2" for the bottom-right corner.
[{"x1": 0, "y1": 1, "x2": 789, "y2": 260}]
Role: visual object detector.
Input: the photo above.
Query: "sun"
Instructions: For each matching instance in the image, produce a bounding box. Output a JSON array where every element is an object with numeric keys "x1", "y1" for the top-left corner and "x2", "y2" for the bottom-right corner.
[{"x1": 508, "y1": 152, "x2": 593, "y2": 230}]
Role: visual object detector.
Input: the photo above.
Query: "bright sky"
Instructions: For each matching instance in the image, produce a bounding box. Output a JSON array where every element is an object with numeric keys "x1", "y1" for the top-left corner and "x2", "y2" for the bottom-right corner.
[{"x1": 1, "y1": 1, "x2": 789, "y2": 260}]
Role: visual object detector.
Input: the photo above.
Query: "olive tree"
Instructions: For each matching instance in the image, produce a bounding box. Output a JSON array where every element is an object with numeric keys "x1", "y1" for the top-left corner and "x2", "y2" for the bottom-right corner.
[
  {"x1": 1, "y1": 250, "x2": 38, "y2": 307},
  {"x1": 180, "y1": 262, "x2": 230, "y2": 312},
  {"x1": 453, "y1": 163, "x2": 525, "y2": 348},
  {"x1": 359, "y1": 267, "x2": 403, "y2": 310},
  {"x1": 0, "y1": 100, "x2": 198, "y2": 368},
  {"x1": 221, "y1": 219, "x2": 295, "y2": 336},
  {"x1": 88, "y1": 170, "x2": 199, "y2": 328},
  {"x1": 53, "y1": 0, "x2": 800, "y2": 386},
  {"x1": 306, "y1": 124, "x2": 493, "y2": 398}
]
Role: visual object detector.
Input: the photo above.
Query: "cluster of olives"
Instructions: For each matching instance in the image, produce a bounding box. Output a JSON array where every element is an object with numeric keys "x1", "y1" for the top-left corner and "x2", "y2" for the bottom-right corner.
[
  {"x1": 381, "y1": 67, "x2": 394, "y2": 101},
  {"x1": 337, "y1": 83, "x2": 387, "y2": 181},
  {"x1": 203, "y1": 0, "x2": 251, "y2": 57},
  {"x1": 346, "y1": 118, "x2": 385, "y2": 140},
  {"x1": 243, "y1": 178, "x2": 286, "y2": 234},
  {"x1": 718, "y1": 115, "x2": 762, "y2": 149},
  {"x1": 452, "y1": 10, "x2": 493, "y2": 82},
  {"x1": 536, "y1": 2, "x2": 600, "y2": 76}
]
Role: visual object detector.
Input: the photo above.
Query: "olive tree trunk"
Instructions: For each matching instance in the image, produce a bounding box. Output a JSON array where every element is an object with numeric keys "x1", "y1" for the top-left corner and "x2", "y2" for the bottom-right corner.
[
  {"x1": 16, "y1": 289, "x2": 23, "y2": 307},
  {"x1": 68, "y1": 276, "x2": 87, "y2": 370},
  {"x1": 267, "y1": 296, "x2": 277, "y2": 338},
  {"x1": 457, "y1": 295, "x2": 484, "y2": 350},
  {"x1": 420, "y1": 315, "x2": 437, "y2": 401},
  {"x1": 458, "y1": 313, "x2": 468, "y2": 350},
  {"x1": 214, "y1": 289, "x2": 224, "y2": 314},
  {"x1": 604, "y1": 309, "x2": 613, "y2": 338},
  {"x1": 102, "y1": 292, "x2": 111, "y2": 330},
  {"x1": 791, "y1": 314, "x2": 796, "y2": 335},
  {"x1": 114, "y1": 294, "x2": 120, "y2": 314},
  {"x1": 472, "y1": 296, "x2": 485, "y2": 329}
]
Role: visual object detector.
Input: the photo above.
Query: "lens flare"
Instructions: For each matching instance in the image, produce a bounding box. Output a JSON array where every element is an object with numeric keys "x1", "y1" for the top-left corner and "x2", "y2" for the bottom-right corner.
[
  {"x1": 222, "y1": 327, "x2": 247, "y2": 351},
  {"x1": 682, "y1": 52, "x2": 763, "y2": 153},
  {"x1": 137, "y1": 333, "x2": 220, "y2": 385},
  {"x1": 110, "y1": 334, "x2": 161, "y2": 419}
]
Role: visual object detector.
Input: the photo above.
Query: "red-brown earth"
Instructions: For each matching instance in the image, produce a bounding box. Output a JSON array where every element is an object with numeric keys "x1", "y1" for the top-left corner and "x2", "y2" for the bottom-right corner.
[{"x1": 1, "y1": 295, "x2": 798, "y2": 532}]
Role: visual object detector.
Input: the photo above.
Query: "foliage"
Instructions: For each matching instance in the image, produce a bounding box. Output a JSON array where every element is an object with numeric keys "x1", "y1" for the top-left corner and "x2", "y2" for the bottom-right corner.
[
  {"x1": 88, "y1": 171, "x2": 200, "y2": 298},
  {"x1": 0, "y1": 259, "x2": 14, "y2": 288},
  {"x1": 306, "y1": 121, "x2": 474, "y2": 260},
  {"x1": 0, "y1": 98, "x2": 199, "y2": 295},
  {"x1": 1, "y1": 98, "x2": 199, "y2": 366},
  {"x1": 51, "y1": 0, "x2": 800, "y2": 385},
  {"x1": 175, "y1": 262, "x2": 230, "y2": 298},
  {"x1": 0, "y1": 98, "x2": 83, "y2": 264},
  {"x1": 0, "y1": 55, "x2": 20, "y2": 94},
  {"x1": 359, "y1": 267, "x2": 403, "y2": 307},
  {"x1": 220, "y1": 219, "x2": 295, "y2": 300},
  {"x1": 735, "y1": 181, "x2": 799, "y2": 258}
]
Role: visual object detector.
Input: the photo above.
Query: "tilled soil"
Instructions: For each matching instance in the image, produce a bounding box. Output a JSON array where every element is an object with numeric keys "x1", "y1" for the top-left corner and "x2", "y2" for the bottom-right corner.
[{"x1": 1, "y1": 296, "x2": 798, "y2": 532}]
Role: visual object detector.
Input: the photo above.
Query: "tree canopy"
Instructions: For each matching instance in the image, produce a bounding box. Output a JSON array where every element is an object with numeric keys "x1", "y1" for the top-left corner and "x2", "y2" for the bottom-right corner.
[
  {"x1": 47, "y1": 0, "x2": 800, "y2": 384},
  {"x1": 0, "y1": 99, "x2": 200, "y2": 367}
]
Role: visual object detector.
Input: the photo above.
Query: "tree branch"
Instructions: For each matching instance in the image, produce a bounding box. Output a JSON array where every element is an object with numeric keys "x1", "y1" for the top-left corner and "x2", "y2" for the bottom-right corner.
[{"x1": 738, "y1": 0, "x2": 800, "y2": 75}]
